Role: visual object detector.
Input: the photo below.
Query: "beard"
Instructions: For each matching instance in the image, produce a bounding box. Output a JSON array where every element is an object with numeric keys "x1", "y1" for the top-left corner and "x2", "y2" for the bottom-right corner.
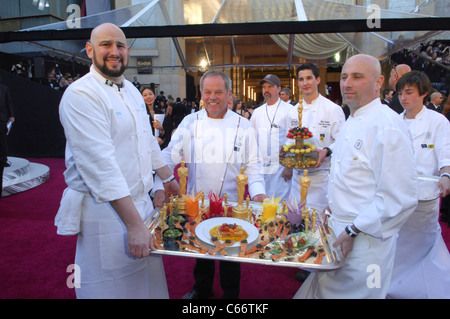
[
  {"x1": 92, "y1": 50, "x2": 127, "y2": 78},
  {"x1": 264, "y1": 92, "x2": 272, "y2": 100}
]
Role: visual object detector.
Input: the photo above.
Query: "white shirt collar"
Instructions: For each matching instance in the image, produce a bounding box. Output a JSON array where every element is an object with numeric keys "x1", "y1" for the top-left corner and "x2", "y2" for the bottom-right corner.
[
  {"x1": 351, "y1": 98, "x2": 380, "y2": 118},
  {"x1": 90, "y1": 65, "x2": 124, "y2": 91},
  {"x1": 302, "y1": 93, "x2": 322, "y2": 107},
  {"x1": 198, "y1": 107, "x2": 232, "y2": 120}
]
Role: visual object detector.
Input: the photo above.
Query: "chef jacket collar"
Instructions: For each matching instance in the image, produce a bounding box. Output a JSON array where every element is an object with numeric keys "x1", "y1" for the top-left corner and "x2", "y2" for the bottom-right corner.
[
  {"x1": 90, "y1": 65, "x2": 124, "y2": 92},
  {"x1": 105, "y1": 79, "x2": 123, "y2": 91},
  {"x1": 198, "y1": 107, "x2": 232, "y2": 120},
  {"x1": 351, "y1": 98, "x2": 380, "y2": 118},
  {"x1": 401, "y1": 105, "x2": 427, "y2": 120},
  {"x1": 302, "y1": 93, "x2": 322, "y2": 108}
]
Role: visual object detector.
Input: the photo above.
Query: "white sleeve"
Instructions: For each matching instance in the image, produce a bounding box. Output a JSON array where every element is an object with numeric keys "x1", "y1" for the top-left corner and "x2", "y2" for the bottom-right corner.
[
  {"x1": 243, "y1": 123, "x2": 266, "y2": 197},
  {"x1": 353, "y1": 126, "x2": 418, "y2": 239},
  {"x1": 436, "y1": 118, "x2": 450, "y2": 171},
  {"x1": 59, "y1": 89, "x2": 130, "y2": 203}
]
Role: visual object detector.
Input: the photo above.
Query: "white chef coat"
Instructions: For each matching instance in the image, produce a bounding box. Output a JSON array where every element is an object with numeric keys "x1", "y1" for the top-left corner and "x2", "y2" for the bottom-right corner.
[
  {"x1": 387, "y1": 106, "x2": 450, "y2": 299},
  {"x1": 159, "y1": 108, "x2": 265, "y2": 201},
  {"x1": 57, "y1": 66, "x2": 168, "y2": 299},
  {"x1": 402, "y1": 106, "x2": 450, "y2": 198},
  {"x1": 289, "y1": 94, "x2": 345, "y2": 210},
  {"x1": 250, "y1": 98, "x2": 298, "y2": 199},
  {"x1": 295, "y1": 98, "x2": 418, "y2": 299}
]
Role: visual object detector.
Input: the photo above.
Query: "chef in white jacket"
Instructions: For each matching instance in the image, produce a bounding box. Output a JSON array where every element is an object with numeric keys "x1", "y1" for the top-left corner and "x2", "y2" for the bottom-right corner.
[
  {"x1": 56, "y1": 23, "x2": 179, "y2": 299},
  {"x1": 250, "y1": 74, "x2": 298, "y2": 200},
  {"x1": 156, "y1": 70, "x2": 267, "y2": 299},
  {"x1": 295, "y1": 54, "x2": 418, "y2": 299},
  {"x1": 387, "y1": 71, "x2": 450, "y2": 299},
  {"x1": 283, "y1": 63, "x2": 345, "y2": 211}
]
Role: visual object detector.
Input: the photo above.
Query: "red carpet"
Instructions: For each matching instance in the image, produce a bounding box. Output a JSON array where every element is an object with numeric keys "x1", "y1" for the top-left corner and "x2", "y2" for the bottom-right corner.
[{"x1": 1, "y1": 158, "x2": 449, "y2": 299}]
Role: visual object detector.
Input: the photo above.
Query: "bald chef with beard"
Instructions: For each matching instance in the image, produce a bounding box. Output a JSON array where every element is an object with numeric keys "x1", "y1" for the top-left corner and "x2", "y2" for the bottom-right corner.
[{"x1": 56, "y1": 23, "x2": 179, "y2": 299}]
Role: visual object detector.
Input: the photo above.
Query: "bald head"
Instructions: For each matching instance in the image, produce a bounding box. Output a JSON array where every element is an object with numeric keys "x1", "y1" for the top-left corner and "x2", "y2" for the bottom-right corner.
[
  {"x1": 340, "y1": 54, "x2": 384, "y2": 113},
  {"x1": 389, "y1": 63, "x2": 411, "y2": 90},
  {"x1": 430, "y1": 91, "x2": 444, "y2": 105},
  {"x1": 350, "y1": 54, "x2": 382, "y2": 76},
  {"x1": 90, "y1": 22, "x2": 126, "y2": 45},
  {"x1": 86, "y1": 23, "x2": 129, "y2": 82}
]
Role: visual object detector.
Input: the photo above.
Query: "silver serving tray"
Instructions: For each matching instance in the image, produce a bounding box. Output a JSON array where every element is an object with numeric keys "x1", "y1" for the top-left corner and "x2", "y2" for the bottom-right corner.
[{"x1": 146, "y1": 200, "x2": 345, "y2": 271}]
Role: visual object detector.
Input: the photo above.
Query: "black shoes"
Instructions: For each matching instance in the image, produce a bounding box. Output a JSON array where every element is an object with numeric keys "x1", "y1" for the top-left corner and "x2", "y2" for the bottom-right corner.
[
  {"x1": 182, "y1": 290, "x2": 214, "y2": 299},
  {"x1": 295, "y1": 270, "x2": 310, "y2": 282}
]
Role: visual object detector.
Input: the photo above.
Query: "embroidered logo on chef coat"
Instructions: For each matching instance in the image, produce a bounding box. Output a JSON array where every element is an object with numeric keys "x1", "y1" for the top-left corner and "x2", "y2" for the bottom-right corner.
[
  {"x1": 319, "y1": 120, "x2": 331, "y2": 128},
  {"x1": 320, "y1": 133, "x2": 325, "y2": 141},
  {"x1": 354, "y1": 139, "x2": 363, "y2": 150},
  {"x1": 421, "y1": 144, "x2": 434, "y2": 148}
]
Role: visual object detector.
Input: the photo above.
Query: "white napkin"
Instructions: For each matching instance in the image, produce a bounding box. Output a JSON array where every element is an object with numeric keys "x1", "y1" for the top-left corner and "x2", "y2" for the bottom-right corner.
[{"x1": 54, "y1": 187, "x2": 85, "y2": 236}]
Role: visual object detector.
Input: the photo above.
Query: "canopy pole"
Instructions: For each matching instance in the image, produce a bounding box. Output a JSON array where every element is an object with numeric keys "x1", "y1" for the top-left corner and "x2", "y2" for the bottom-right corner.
[
  {"x1": 212, "y1": 0, "x2": 228, "y2": 23},
  {"x1": 158, "y1": 0, "x2": 188, "y2": 71}
]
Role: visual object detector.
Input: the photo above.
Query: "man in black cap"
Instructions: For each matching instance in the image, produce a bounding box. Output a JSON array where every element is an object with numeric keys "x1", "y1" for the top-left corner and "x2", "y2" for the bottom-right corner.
[{"x1": 250, "y1": 74, "x2": 298, "y2": 200}]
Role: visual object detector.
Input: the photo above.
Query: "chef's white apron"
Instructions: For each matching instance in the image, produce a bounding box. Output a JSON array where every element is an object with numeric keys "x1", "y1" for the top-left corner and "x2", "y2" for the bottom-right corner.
[
  {"x1": 387, "y1": 199, "x2": 450, "y2": 299},
  {"x1": 294, "y1": 217, "x2": 396, "y2": 299},
  {"x1": 289, "y1": 169, "x2": 329, "y2": 210},
  {"x1": 74, "y1": 193, "x2": 168, "y2": 299},
  {"x1": 264, "y1": 163, "x2": 291, "y2": 200}
]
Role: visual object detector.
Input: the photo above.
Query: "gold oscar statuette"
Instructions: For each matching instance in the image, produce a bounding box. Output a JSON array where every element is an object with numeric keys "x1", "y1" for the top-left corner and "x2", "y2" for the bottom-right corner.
[{"x1": 232, "y1": 167, "x2": 249, "y2": 220}]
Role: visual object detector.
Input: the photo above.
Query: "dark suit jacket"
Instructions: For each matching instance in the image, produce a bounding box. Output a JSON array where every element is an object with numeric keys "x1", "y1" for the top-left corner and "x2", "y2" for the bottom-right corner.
[
  {"x1": 426, "y1": 103, "x2": 441, "y2": 113},
  {"x1": 388, "y1": 94, "x2": 404, "y2": 114},
  {"x1": 0, "y1": 84, "x2": 14, "y2": 124},
  {"x1": 160, "y1": 114, "x2": 174, "y2": 149},
  {"x1": 172, "y1": 102, "x2": 187, "y2": 128}
]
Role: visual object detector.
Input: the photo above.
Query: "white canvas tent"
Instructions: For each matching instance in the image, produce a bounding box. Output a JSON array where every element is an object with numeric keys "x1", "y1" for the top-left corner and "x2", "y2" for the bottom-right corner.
[{"x1": 0, "y1": 0, "x2": 448, "y2": 70}]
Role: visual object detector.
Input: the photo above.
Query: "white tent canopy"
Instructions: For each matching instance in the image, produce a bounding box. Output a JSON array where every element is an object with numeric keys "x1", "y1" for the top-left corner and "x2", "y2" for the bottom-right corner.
[{"x1": 0, "y1": 0, "x2": 448, "y2": 69}]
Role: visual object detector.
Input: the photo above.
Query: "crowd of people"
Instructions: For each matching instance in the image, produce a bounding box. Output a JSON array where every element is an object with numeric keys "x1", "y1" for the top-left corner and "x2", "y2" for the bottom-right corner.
[
  {"x1": 40, "y1": 66, "x2": 79, "y2": 93},
  {"x1": 9, "y1": 59, "x2": 33, "y2": 79},
  {"x1": 139, "y1": 86, "x2": 201, "y2": 150},
  {"x1": 379, "y1": 62, "x2": 450, "y2": 120},
  {"x1": 390, "y1": 40, "x2": 450, "y2": 96},
  {"x1": 6, "y1": 22, "x2": 446, "y2": 300},
  {"x1": 10, "y1": 60, "x2": 79, "y2": 93}
]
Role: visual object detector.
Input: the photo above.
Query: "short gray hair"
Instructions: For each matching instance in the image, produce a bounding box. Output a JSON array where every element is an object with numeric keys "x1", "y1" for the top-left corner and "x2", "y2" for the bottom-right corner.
[
  {"x1": 200, "y1": 70, "x2": 232, "y2": 93},
  {"x1": 281, "y1": 88, "x2": 291, "y2": 96}
]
